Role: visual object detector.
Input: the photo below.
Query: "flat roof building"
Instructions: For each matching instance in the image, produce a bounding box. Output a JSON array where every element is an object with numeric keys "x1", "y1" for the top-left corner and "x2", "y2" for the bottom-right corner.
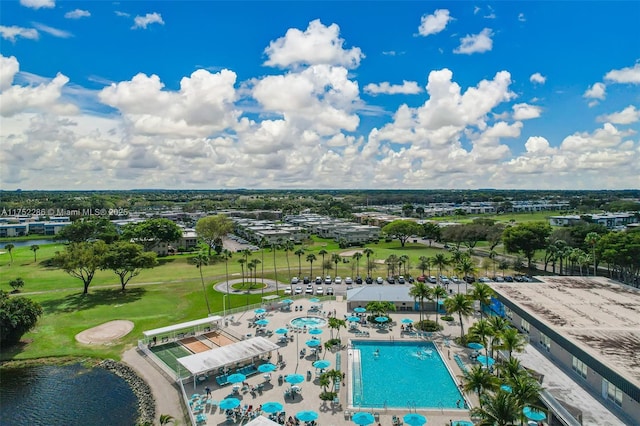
[{"x1": 490, "y1": 277, "x2": 640, "y2": 424}]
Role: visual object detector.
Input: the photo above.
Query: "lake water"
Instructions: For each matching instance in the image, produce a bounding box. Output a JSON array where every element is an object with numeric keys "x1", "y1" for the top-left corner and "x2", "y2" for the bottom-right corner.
[
  {"x1": 0, "y1": 363, "x2": 139, "y2": 426},
  {"x1": 1, "y1": 239, "x2": 59, "y2": 248}
]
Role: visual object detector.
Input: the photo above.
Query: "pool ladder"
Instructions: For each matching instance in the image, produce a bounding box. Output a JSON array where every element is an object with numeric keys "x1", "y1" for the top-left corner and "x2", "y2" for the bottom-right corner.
[{"x1": 406, "y1": 400, "x2": 417, "y2": 413}]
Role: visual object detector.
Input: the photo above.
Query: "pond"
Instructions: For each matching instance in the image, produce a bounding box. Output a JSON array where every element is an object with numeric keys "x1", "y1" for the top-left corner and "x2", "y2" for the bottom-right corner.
[{"x1": 0, "y1": 239, "x2": 59, "y2": 248}]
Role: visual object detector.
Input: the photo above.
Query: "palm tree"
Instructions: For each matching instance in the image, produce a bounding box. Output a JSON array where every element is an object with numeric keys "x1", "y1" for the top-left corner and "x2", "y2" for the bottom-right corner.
[
  {"x1": 4, "y1": 243, "x2": 15, "y2": 265},
  {"x1": 432, "y1": 253, "x2": 449, "y2": 278},
  {"x1": 471, "y1": 390, "x2": 519, "y2": 425},
  {"x1": 159, "y1": 414, "x2": 176, "y2": 425},
  {"x1": 294, "y1": 248, "x2": 305, "y2": 276},
  {"x1": 284, "y1": 240, "x2": 293, "y2": 278},
  {"x1": 489, "y1": 249, "x2": 498, "y2": 277},
  {"x1": 259, "y1": 237, "x2": 267, "y2": 288},
  {"x1": 509, "y1": 372, "x2": 544, "y2": 424},
  {"x1": 331, "y1": 253, "x2": 342, "y2": 277},
  {"x1": 365, "y1": 300, "x2": 396, "y2": 318},
  {"x1": 222, "y1": 249, "x2": 233, "y2": 309},
  {"x1": 444, "y1": 293, "x2": 474, "y2": 341},
  {"x1": 328, "y1": 317, "x2": 346, "y2": 341},
  {"x1": 409, "y1": 281, "x2": 431, "y2": 323},
  {"x1": 461, "y1": 364, "x2": 499, "y2": 406},
  {"x1": 318, "y1": 249, "x2": 328, "y2": 276},
  {"x1": 306, "y1": 253, "x2": 317, "y2": 277},
  {"x1": 431, "y1": 285, "x2": 448, "y2": 326},
  {"x1": 385, "y1": 254, "x2": 399, "y2": 276},
  {"x1": 30, "y1": 244, "x2": 40, "y2": 262},
  {"x1": 319, "y1": 372, "x2": 331, "y2": 393},
  {"x1": 238, "y1": 258, "x2": 247, "y2": 292},
  {"x1": 497, "y1": 328, "x2": 526, "y2": 360},
  {"x1": 501, "y1": 357, "x2": 523, "y2": 382},
  {"x1": 271, "y1": 241, "x2": 280, "y2": 295},
  {"x1": 469, "y1": 282, "x2": 495, "y2": 319},
  {"x1": 353, "y1": 251, "x2": 363, "y2": 276},
  {"x1": 192, "y1": 252, "x2": 211, "y2": 314},
  {"x1": 418, "y1": 256, "x2": 431, "y2": 277},
  {"x1": 585, "y1": 232, "x2": 600, "y2": 276},
  {"x1": 399, "y1": 254, "x2": 410, "y2": 276},
  {"x1": 363, "y1": 248, "x2": 374, "y2": 277},
  {"x1": 468, "y1": 319, "x2": 494, "y2": 368},
  {"x1": 250, "y1": 258, "x2": 261, "y2": 293},
  {"x1": 487, "y1": 316, "x2": 511, "y2": 359},
  {"x1": 455, "y1": 256, "x2": 477, "y2": 293}
]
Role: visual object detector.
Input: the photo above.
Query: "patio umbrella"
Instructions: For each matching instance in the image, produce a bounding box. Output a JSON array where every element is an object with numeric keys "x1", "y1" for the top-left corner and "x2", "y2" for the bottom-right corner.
[
  {"x1": 285, "y1": 374, "x2": 305, "y2": 384},
  {"x1": 313, "y1": 360, "x2": 331, "y2": 369},
  {"x1": 309, "y1": 328, "x2": 323, "y2": 335},
  {"x1": 309, "y1": 298, "x2": 321, "y2": 303},
  {"x1": 281, "y1": 299, "x2": 294, "y2": 304},
  {"x1": 256, "y1": 318, "x2": 269, "y2": 326},
  {"x1": 477, "y1": 355, "x2": 495, "y2": 366},
  {"x1": 258, "y1": 363, "x2": 277, "y2": 373},
  {"x1": 254, "y1": 308, "x2": 266, "y2": 314},
  {"x1": 500, "y1": 384, "x2": 512, "y2": 393},
  {"x1": 261, "y1": 401, "x2": 283, "y2": 413},
  {"x1": 296, "y1": 410, "x2": 319, "y2": 422},
  {"x1": 306, "y1": 339, "x2": 321, "y2": 347},
  {"x1": 352, "y1": 411, "x2": 375, "y2": 425},
  {"x1": 401, "y1": 318, "x2": 414, "y2": 324},
  {"x1": 347, "y1": 316, "x2": 361, "y2": 322},
  {"x1": 219, "y1": 397, "x2": 241, "y2": 410},
  {"x1": 275, "y1": 327, "x2": 289, "y2": 334},
  {"x1": 375, "y1": 316, "x2": 389, "y2": 323},
  {"x1": 403, "y1": 413, "x2": 427, "y2": 426},
  {"x1": 451, "y1": 421, "x2": 474, "y2": 426},
  {"x1": 354, "y1": 307, "x2": 367, "y2": 313},
  {"x1": 227, "y1": 373, "x2": 246, "y2": 384},
  {"x1": 467, "y1": 342, "x2": 484, "y2": 350},
  {"x1": 523, "y1": 407, "x2": 546, "y2": 422}
]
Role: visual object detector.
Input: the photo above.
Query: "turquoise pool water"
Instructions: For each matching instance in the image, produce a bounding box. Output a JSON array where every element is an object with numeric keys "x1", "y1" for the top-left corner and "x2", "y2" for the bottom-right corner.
[
  {"x1": 290, "y1": 316, "x2": 327, "y2": 328},
  {"x1": 351, "y1": 341, "x2": 464, "y2": 409}
]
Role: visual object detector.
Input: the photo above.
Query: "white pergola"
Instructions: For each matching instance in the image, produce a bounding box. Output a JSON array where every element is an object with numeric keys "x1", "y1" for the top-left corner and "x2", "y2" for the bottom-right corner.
[
  {"x1": 142, "y1": 316, "x2": 222, "y2": 343},
  {"x1": 177, "y1": 336, "x2": 279, "y2": 382}
]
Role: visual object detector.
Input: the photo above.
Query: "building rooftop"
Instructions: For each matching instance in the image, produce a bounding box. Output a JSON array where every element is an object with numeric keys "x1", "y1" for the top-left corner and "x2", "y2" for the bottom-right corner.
[
  {"x1": 491, "y1": 277, "x2": 640, "y2": 390},
  {"x1": 346, "y1": 285, "x2": 413, "y2": 303}
]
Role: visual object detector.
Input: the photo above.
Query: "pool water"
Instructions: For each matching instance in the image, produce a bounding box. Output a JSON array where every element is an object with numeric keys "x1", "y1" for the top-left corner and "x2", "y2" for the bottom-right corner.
[
  {"x1": 290, "y1": 316, "x2": 327, "y2": 328},
  {"x1": 351, "y1": 341, "x2": 463, "y2": 409}
]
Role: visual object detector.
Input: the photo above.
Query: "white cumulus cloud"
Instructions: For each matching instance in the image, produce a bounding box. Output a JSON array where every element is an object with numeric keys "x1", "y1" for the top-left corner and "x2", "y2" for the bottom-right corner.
[
  {"x1": 364, "y1": 81, "x2": 422, "y2": 95},
  {"x1": 263, "y1": 19, "x2": 363, "y2": 69},
  {"x1": 0, "y1": 55, "x2": 20, "y2": 91},
  {"x1": 454, "y1": 28, "x2": 493, "y2": 54},
  {"x1": 597, "y1": 105, "x2": 640, "y2": 124},
  {"x1": 33, "y1": 23, "x2": 72, "y2": 38},
  {"x1": 518, "y1": 13, "x2": 526, "y2": 22},
  {"x1": 20, "y1": 0, "x2": 54, "y2": 9},
  {"x1": 583, "y1": 82, "x2": 606, "y2": 100},
  {"x1": 604, "y1": 62, "x2": 640, "y2": 84},
  {"x1": 512, "y1": 103, "x2": 542, "y2": 120},
  {"x1": 65, "y1": 9, "x2": 91, "y2": 19},
  {"x1": 0, "y1": 25, "x2": 39, "y2": 42},
  {"x1": 418, "y1": 9, "x2": 453, "y2": 36},
  {"x1": 530, "y1": 72, "x2": 546, "y2": 84},
  {"x1": 132, "y1": 12, "x2": 165, "y2": 30}
]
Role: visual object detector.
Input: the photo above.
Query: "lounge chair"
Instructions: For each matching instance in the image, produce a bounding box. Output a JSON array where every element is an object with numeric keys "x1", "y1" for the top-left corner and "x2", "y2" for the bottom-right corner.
[{"x1": 344, "y1": 410, "x2": 351, "y2": 419}]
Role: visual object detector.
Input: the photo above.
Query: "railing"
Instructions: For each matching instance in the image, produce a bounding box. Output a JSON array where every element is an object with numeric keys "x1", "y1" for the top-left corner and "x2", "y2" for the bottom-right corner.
[
  {"x1": 539, "y1": 389, "x2": 582, "y2": 426},
  {"x1": 178, "y1": 378, "x2": 197, "y2": 426}
]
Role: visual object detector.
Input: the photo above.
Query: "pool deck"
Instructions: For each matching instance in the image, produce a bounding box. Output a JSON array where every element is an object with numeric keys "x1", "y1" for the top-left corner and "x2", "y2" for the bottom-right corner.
[{"x1": 162, "y1": 297, "x2": 478, "y2": 425}]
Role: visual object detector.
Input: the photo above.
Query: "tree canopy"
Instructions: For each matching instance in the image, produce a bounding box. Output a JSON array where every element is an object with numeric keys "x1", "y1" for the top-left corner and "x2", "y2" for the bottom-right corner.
[
  {"x1": 121, "y1": 218, "x2": 183, "y2": 251},
  {"x1": 195, "y1": 214, "x2": 234, "y2": 255},
  {"x1": 502, "y1": 222, "x2": 551, "y2": 268},
  {"x1": 382, "y1": 220, "x2": 423, "y2": 247},
  {"x1": 0, "y1": 290, "x2": 43, "y2": 346},
  {"x1": 53, "y1": 241, "x2": 109, "y2": 294},
  {"x1": 102, "y1": 241, "x2": 158, "y2": 291},
  {"x1": 56, "y1": 218, "x2": 119, "y2": 243}
]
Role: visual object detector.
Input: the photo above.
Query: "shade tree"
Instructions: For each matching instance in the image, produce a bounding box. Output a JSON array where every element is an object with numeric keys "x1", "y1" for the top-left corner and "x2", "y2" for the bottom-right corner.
[
  {"x1": 53, "y1": 241, "x2": 109, "y2": 294},
  {"x1": 102, "y1": 241, "x2": 158, "y2": 291}
]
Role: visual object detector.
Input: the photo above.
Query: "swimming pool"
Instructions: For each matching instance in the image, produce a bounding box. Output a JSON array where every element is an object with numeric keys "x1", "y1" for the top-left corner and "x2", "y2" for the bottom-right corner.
[
  {"x1": 290, "y1": 316, "x2": 327, "y2": 328},
  {"x1": 350, "y1": 340, "x2": 463, "y2": 409}
]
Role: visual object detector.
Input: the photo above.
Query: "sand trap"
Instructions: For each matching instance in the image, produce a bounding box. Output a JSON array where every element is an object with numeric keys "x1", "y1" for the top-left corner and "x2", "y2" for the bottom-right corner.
[
  {"x1": 75, "y1": 320, "x2": 134, "y2": 345},
  {"x1": 340, "y1": 250, "x2": 363, "y2": 257}
]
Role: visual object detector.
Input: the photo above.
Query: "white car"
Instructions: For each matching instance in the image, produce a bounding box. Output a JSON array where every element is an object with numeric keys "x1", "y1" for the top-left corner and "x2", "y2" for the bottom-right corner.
[
  {"x1": 291, "y1": 277, "x2": 299, "y2": 284},
  {"x1": 316, "y1": 286, "x2": 324, "y2": 295},
  {"x1": 295, "y1": 286, "x2": 303, "y2": 294},
  {"x1": 335, "y1": 276, "x2": 343, "y2": 284},
  {"x1": 284, "y1": 287, "x2": 292, "y2": 295},
  {"x1": 376, "y1": 277, "x2": 384, "y2": 284},
  {"x1": 326, "y1": 287, "x2": 334, "y2": 295},
  {"x1": 305, "y1": 285, "x2": 314, "y2": 294},
  {"x1": 324, "y1": 275, "x2": 332, "y2": 284},
  {"x1": 344, "y1": 277, "x2": 353, "y2": 285}
]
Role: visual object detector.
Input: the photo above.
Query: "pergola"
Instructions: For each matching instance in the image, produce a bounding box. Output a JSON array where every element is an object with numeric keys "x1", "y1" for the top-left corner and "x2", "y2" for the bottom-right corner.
[
  {"x1": 177, "y1": 336, "x2": 279, "y2": 385},
  {"x1": 142, "y1": 316, "x2": 222, "y2": 343}
]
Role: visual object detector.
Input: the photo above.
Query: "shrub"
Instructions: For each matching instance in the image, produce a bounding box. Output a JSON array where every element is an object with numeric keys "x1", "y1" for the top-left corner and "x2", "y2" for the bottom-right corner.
[
  {"x1": 320, "y1": 391, "x2": 337, "y2": 401},
  {"x1": 441, "y1": 315, "x2": 454, "y2": 322},
  {"x1": 416, "y1": 319, "x2": 443, "y2": 332}
]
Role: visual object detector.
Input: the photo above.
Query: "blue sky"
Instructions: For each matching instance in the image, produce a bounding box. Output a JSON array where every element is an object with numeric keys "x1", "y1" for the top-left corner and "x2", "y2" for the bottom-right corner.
[{"x1": 1, "y1": 1, "x2": 639, "y2": 190}]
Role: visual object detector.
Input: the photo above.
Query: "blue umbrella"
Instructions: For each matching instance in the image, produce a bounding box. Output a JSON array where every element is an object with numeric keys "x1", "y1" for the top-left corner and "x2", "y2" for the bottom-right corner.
[
  {"x1": 285, "y1": 374, "x2": 305, "y2": 384},
  {"x1": 375, "y1": 316, "x2": 389, "y2": 323},
  {"x1": 256, "y1": 318, "x2": 269, "y2": 326},
  {"x1": 403, "y1": 413, "x2": 427, "y2": 426},
  {"x1": 467, "y1": 342, "x2": 484, "y2": 350},
  {"x1": 477, "y1": 355, "x2": 495, "y2": 366},
  {"x1": 258, "y1": 363, "x2": 277, "y2": 373},
  {"x1": 261, "y1": 401, "x2": 283, "y2": 413},
  {"x1": 354, "y1": 307, "x2": 367, "y2": 313},
  {"x1": 309, "y1": 298, "x2": 320, "y2": 303},
  {"x1": 306, "y1": 339, "x2": 321, "y2": 347},
  {"x1": 352, "y1": 411, "x2": 376, "y2": 425},
  {"x1": 219, "y1": 397, "x2": 241, "y2": 410},
  {"x1": 401, "y1": 318, "x2": 414, "y2": 324},
  {"x1": 227, "y1": 373, "x2": 246, "y2": 384},
  {"x1": 313, "y1": 359, "x2": 331, "y2": 369},
  {"x1": 523, "y1": 407, "x2": 546, "y2": 422},
  {"x1": 281, "y1": 299, "x2": 294, "y2": 304},
  {"x1": 347, "y1": 316, "x2": 361, "y2": 322},
  {"x1": 296, "y1": 410, "x2": 319, "y2": 422},
  {"x1": 452, "y1": 421, "x2": 474, "y2": 426},
  {"x1": 500, "y1": 384, "x2": 512, "y2": 393},
  {"x1": 254, "y1": 308, "x2": 266, "y2": 314},
  {"x1": 275, "y1": 327, "x2": 289, "y2": 334},
  {"x1": 309, "y1": 328, "x2": 323, "y2": 335}
]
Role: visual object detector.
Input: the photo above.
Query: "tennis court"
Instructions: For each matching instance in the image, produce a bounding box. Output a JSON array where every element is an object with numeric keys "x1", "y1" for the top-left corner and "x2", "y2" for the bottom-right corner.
[{"x1": 150, "y1": 341, "x2": 192, "y2": 374}]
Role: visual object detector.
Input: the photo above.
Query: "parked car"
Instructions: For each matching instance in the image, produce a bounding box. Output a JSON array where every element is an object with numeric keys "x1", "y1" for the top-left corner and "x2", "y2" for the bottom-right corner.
[
  {"x1": 326, "y1": 287, "x2": 334, "y2": 295},
  {"x1": 316, "y1": 286, "x2": 324, "y2": 295},
  {"x1": 451, "y1": 276, "x2": 461, "y2": 284},
  {"x1": 387, "y1": 276, "x2": 395, "y2": 284},
  {"x1": 344, "y1": 277, "x2": 353, "y2": 285},
  {"x1": 439, "y1": 275, "x2": 450, "y2": 285},
  {"x1": 355, "y1": 276, "x2": 363, "y2": 284},
  {"x1": 427, "y1": 276, "x2": 437, "y2": 284},
  {"x1": 464, "y1": 276, "x2": 476, "y2": 283},
  {"x1": 295, "y1": 286, "x2": 303, "y2": 294},
  {"x1": 504, "y1": 276, "x2": 514, "y2": 282},
  {"x1": 303, "y1": 276, "x2": 311, "y2": 284},
  {"x1": 376, "y1": 277, "x2": 384, "y2": 284},
  {"x1": 493, "y1": 276, "x2": 504, "y2": 282},
  {"x1": 291, "y1": 277, "x2": 299, "y2": 284},
  {"x1": 315, "y1": 276, "x2": 323, "y2": 284},
  {"x1": 305, "y1": 285, "x2": 314, "y2": 294},
  {"x1": 365, "y1": 276, "x2": 374, "y2": 284},
  {"x1": 417, "y1": 275, "x2": 426, "y2": 283},
  {"x1": 398, "y1": 276, "x2": 405, "y2": 284},
  {"x1": 335, "y1": 276, "x2": 343, "y2": 284},
  {"x1": 284, "y1": 287, "x2": 292, "y2": 295},
  {"x1": 407, "y1": 276, "x2": 415, "y2": 283},
  {"x1": 324, "y1": 275, "x2": 332, "y2": 284},
  {"x1": 479, "y1": 277, "x2": 491, "y2": 283}
]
